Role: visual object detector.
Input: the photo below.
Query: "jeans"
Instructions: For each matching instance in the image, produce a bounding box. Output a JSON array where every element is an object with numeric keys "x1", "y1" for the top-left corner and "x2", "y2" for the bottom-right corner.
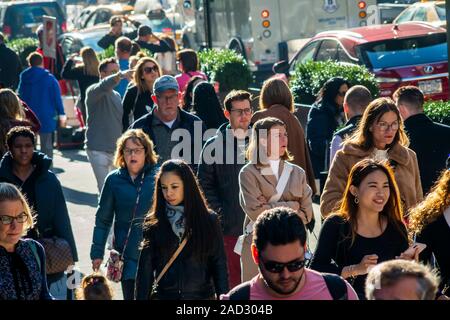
[
  {"x1": 86, "y1": 149, "x2": 114, "y2": 193},
  {"x1": 39, "y1": 132, "x2": 54, "y2": 160}
]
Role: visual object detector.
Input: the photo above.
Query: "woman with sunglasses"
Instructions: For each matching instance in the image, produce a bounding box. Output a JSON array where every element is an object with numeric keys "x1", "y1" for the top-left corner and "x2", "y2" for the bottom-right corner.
[
  {"x1": 306, "y1": 77, "x2": 350, "y2": 178},
  {"x1": 0, "y1": 182, "x2": 53, "y2": 300},
  {"x1": 311, "y1": 159, "x2": 416, "y2": 300},
  {"x1": 122, "y1": 57, "x2": 162, "y2": 130},
  {"x1": 321, "y1": 97, "x2": 423, "y2": 219},
  {"x1": 90, "y1": 129, "x2": 158, "y2": 300},
  {"x1": 239, "y1": 117, "x2": 313, "y2": 282},
  {"x1": 135, "y1": 159, "x2": 228, "y2": 300}
]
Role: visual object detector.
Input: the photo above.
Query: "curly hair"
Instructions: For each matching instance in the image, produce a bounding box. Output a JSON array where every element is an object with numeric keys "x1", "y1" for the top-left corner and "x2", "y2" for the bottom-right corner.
[{"x1": 409, "y1": 169, "x2": 450, "y2": 235}]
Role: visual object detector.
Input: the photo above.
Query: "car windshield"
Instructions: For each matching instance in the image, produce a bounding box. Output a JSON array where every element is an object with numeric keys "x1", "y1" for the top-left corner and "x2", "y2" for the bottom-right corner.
[
  {"x1": 436, "y1": 4, "x2": 446, "y2": 21},
  {"x1": 8, "y1": 3, "x2": 63, "y2": 26},
  {"x1": 358, "y1": 33, "x2": 448, "y2": 69},
  {"x1": 80, "y1": 35, "x2": 104, "y2": 52}
]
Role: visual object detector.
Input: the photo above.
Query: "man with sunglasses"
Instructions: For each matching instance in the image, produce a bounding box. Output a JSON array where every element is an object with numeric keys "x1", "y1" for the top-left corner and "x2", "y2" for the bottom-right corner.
[
  {"x1": 221, "y1": 207, "x2": 358, "y2": 300},
  {"x1": 134, "y1": 25, "x2": 172, "y2": 55}
]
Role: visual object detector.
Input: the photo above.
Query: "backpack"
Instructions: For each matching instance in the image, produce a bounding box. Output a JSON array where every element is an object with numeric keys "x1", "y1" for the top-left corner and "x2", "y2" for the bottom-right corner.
[{"x1": 229, "y1": 273, "x2": 348, "y2": 300}]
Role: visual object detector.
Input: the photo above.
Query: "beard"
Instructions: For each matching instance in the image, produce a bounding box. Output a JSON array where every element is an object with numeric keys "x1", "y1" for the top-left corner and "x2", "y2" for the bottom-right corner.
[{"x1": 262, "y1": 269, "x2": 304, "y2": 296}]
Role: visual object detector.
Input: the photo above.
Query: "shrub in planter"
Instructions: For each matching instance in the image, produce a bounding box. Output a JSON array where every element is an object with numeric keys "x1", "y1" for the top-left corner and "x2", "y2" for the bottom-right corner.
[
  {"x1": 7, "y1": 38, "x2": 39, "y2": 68},
  {"x1": 198, "y1": 48, "x2": 253, "y2": 93},
  {"x1": 290, "y1": 60, "x2": 379, "y2": 105},
  {"x1": 424, "y1": 100, "x2": 450, "y2": 126},
  {"x1": 97, "y1": 46, "x2": 153, "y2": 61}
]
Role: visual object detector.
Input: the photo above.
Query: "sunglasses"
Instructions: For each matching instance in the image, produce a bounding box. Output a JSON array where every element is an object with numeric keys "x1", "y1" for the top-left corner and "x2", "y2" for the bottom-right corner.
[
  {"x1": 260, "y1": 256, "x2": 305, "y2": 273},
  {"x1": 143, "y1": 66, "x2": 159, "y2": 74}
]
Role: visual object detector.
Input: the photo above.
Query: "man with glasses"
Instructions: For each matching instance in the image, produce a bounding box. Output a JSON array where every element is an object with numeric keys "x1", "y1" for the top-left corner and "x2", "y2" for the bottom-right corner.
[
  {"x1": 221, "y1": 207, "x2": 358, "y2": 300},
  {"x1": 130, "y1": 75, "x2": 205, "y2": 169},
  {"x1": 198, "y1": 90, "x2": 253, "y2": 289},
  {"x1": 85, "y1": 58, "x2": 134, "y2": 193}
]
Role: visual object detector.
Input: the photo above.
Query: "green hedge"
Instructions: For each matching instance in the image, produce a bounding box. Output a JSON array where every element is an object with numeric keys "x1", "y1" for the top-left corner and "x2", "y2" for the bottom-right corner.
[
  {"x1": 290, "y1": 60, "x2": 379, "y2": 105},
  {"x1": 7, "y1": 37, "x2": 39, "y2": 68},
  {"x1": 424, "y1": 100, "x2": 450, "y2": 126},
  {"x1": 198, "y1": 48, "x2": 253, "y2": 92},
  {"x1": 97, "y1": 46, "x2": 154, "y2": 61}
]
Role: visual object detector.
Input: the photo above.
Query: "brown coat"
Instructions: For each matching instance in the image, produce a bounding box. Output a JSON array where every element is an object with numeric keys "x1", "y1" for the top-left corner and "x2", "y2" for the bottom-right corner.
[
  {"x1": 238, "y1": 160, "x2": 313, "y2": 281},
  {"x1": 320, "y1": 142, "x2": 423, "y2": 218},
  {"x1": 252, "y1": 104, "x2": 317, "y2": 194}
]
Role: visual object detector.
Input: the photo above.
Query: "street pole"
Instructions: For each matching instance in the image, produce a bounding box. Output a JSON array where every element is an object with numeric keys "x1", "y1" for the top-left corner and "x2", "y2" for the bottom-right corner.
[
  {"x1": 203, "y1": 0, "x2": 212, "y2": 49},
  {"x1": 446, "y1": 0, "x2": 450, "y2": 99}
]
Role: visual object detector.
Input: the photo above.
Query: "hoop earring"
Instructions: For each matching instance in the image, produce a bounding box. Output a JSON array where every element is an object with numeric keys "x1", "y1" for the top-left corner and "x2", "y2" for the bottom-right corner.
[{"x1": 354, "y1": 197, "x2": 359, "y2": 204}]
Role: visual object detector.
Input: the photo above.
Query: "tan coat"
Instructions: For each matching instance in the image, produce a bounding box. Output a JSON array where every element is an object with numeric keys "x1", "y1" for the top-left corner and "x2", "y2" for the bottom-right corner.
[
  {"x1": 320, "y1": 142, "x2": 423, "y2": 218},
  {"x1": 252, "y1": 104, "x2": 317, "y2": 194},
  {"x1": 238, "y1": 160, "x2": 313, "y2": 282}
]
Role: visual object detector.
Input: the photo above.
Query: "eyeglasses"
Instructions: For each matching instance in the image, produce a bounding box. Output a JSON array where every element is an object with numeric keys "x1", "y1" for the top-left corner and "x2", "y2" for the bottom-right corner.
[
  {"x1": 376, "y1": 121, "x2": 399, "y2": 132},
  {"x1": 156, "y1": 94, "x2": 178, "y2": 103},
  {"x1": 337, "y1": 91, "x2": 348, "y2": 97},
  {"x1": 143, "y1": 66, "x2": 159, "y2": 74},
  {"x1": 124, "y1": 147, "x2": 145, "y2": 156},
  {"x1": 0, "y1": 212, "x2": 28, "y2": 225},
  {"x1": 260, "y1": 256, "x2": 305, "y2": 273},
  {"x1": 230, "y1": 108, "x2": 252, "y2": 116}
]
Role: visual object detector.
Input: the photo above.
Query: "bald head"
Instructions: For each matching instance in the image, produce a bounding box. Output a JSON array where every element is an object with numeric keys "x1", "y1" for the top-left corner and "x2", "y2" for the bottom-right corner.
[{"x1": 343, "y1": 85, "x2": 372, "y2": 120}]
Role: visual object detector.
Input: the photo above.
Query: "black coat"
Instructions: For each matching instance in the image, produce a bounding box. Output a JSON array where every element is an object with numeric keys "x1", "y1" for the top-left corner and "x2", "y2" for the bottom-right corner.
[
  {"x1": 135, "y1": 213, "x2": 229, "y2": 300},
  {"x1": 306, "y1": 100, "x2": 341, "y2": 177},
  {"x1": 0, "y1": 43, "x2": 21, "y2": 90},
  {"x1": 122, "y1": 84, "x2": 154, "y2": 131},
  {"x1": 197, "y1": 123, "x2": 248, "y2": 237},
  {"x1": 0, "y1": 152, "x2": 78, "y2": 263},
  {"x1": 404, "y1": 114, "x2": 450, "y2": 194}
]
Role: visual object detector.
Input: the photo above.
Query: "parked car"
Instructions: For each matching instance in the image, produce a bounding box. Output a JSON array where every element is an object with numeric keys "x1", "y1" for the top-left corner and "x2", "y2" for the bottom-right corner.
[
  {"x1": 275, "y1": 22, "x2": 448, "y2": 100},
  {"x1": 73, "y1": 3, "x2": 134, "y2": 30},
  {"x1": 0, "y1": 0, "x2": 67, "y2": 40},
  {"x1": 394, "y1": 1, "x2": 446, "y2": 28}
]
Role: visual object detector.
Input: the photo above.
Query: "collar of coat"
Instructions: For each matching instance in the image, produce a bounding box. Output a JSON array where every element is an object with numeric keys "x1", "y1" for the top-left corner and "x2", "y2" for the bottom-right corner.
[
  {"x1": 341, "y1": 142, "x2": 411, "y2": 166},
  {"x1": 251, "y1": 159, "x2": 287, "y2": 186}
]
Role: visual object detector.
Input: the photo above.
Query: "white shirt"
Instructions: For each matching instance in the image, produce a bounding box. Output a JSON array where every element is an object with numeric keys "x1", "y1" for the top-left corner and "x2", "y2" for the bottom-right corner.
[
  {"x1": 269, "y1": 159, "x2": 280, "y2": 180},
  {"x1": 371, "y1": 148, "x2": 389, "y2": 162},
  {"x1": 163, "y1": 119, "x2": 176, "y2": 128}
]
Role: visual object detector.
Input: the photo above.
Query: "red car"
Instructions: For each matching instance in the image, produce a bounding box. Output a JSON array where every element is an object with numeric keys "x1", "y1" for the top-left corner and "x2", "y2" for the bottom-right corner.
[{"x1": 277, "y1": 22, "x2": 449, "y2": 100}]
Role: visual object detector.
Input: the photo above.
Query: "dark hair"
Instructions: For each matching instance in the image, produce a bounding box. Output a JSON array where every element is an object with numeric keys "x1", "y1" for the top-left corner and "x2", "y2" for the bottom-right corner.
[
  {"x1": 177, "y1": 49, "x2": 199, "y2": 73},
  {"x1": 76, "y1": 274, "x2": 113, "y2": 300},
  {"x1": 27, "y1": 52, "x2": 43, "y2": 67},
  {"x1": 335, "y1": 158, "x2": 407, "y2": 246},
  {"x1": 183, "y1": 75, "x2": 205, "y2": 111},
  {"x1": 253, "y1": 207, "x2": 307, "y2": 253},
  {"x1": 98, "y1": 58, "x2": 117, "y2": 74},
  {"x1": 143, "y1": 159, "x2": 218, "y2": 262},
  {"x1": 223, "y1": 90, "x2": 252, "y2": 112},
  {"x1": 393, "y1": 85, "x2": 424, "y2": 110},
  {"x1": 130, "y1": 41, "x2": 141, "y2": 56},
  {"x1": 115, "y1": 36, "x2": 132, "y2": 53},
  {"x1": 346, "y1": 97, "x2": 409, "y2": 150},
  {"x1": 192, "y1": 82, "x2": 227, "y2": 130},
  {"x1": 316, "y1": 77, "x2": 350, "y2": 108},
  {"x1": 344, "y1": 85, "x2": 372, "y2": 115},
  {"x1": 6, "y1": 126, "x2": 36, "y2": 150}
]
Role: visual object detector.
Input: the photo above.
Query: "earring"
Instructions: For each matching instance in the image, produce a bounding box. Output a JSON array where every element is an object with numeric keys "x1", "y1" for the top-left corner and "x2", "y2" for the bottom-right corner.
[{"x1": 354, "y1": 196, "x2": 359, "y2": 204}]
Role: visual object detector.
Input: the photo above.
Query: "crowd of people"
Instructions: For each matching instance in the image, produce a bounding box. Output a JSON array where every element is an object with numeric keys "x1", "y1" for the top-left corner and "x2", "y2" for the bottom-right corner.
[{"x1": 0, "y1": 15, "x2": 450, "y2": 301}]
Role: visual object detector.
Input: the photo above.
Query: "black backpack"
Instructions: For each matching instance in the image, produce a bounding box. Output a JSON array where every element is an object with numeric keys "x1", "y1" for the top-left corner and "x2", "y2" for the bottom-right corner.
[{"x1": 228, "y1": 273, "x2": 348, "y2": 300}]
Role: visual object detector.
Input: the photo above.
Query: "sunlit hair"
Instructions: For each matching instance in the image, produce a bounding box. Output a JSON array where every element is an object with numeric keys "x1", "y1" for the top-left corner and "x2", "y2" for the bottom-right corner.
[
  {"x1": 246, "y1": 117, "x2": 292, "y2": 166},
  {"x1": 113, "y1": 129, "x2": 158, "y2": 168},
  {"x1": 142, "y1": 159, "x2": 218, "y2": 262},
  {"x1": 409, "y1": 169, "x2": 450, "y2": 235},
  {"x1": 0, "y1": 182, "x2": 35, "y2": 235},
  {"x1": 333, "y1": 159, "x2": 407, "y2": 246},
  {"x1": 133, "y1": 57, "x2": 161, "y2": 94},
  {"x1": 80, "y1": 47, "x2": 100, "y2": 77},
  {"x1": 259, "y1": 78, "x2": 294, "y2": 112},
  {"x1": 0, "y1": 89, "x2": 25, "y2": 120},
  {"x1": 345, "y1": 97, "x2": 409, "y2": 151},
  {"x1": 75, "y1": 273, "x2": 114, "y2": 300}
]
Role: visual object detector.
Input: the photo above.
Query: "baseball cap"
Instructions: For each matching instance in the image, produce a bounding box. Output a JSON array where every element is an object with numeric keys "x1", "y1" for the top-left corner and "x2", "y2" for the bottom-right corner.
[
  {"x1": 138, "y1": 25, "x2": 152, "y2": 37},
  {"x1": 153, "y1": 75, "x2": 179, "y2": 94}
]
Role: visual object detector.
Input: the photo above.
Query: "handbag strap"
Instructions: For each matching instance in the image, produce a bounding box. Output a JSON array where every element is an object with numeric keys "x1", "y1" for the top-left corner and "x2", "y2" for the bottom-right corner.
[
  {"x1": 119, "y1": 171, "x2": 146, "y2": 259},
  {"x1": 153, "y1": 236, "x2": 188, "y2": 287}
]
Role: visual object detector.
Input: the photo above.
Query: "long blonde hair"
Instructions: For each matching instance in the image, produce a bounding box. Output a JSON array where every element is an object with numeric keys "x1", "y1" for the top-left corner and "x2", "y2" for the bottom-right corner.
[
  {"x1": 409, "y1": 169, "x2": 450, "y2": 234},
  {"x1": 0, "y1": 183, "x2": 35, "y2": 235},
  {"x1": 80, "y1": 47, "x2": 100, "y2": 77},
  {"x1": 0, "y1": 89, "x2": 25, "y2": 120},
  {"x1": 133, "y1": 57, "x2": 161, "y2": 94}
]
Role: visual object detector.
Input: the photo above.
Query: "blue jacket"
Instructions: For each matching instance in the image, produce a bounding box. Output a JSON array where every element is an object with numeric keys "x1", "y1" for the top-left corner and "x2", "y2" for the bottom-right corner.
[
  {"x1": 17, "y1": 67, "x2": 65, "y2": 133},
  {"x1": 0, "y1": 152, "x2": 78, "y2": 263},
  {"x1": 90, "y1": 163, "x2": 158, "y2": 280}
]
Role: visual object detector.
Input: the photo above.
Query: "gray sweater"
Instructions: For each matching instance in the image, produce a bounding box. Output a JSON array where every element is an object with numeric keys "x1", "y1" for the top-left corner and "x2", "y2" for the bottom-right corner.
[{"x1": 85, "y1": 74, "x2": 123, "y2": 153}]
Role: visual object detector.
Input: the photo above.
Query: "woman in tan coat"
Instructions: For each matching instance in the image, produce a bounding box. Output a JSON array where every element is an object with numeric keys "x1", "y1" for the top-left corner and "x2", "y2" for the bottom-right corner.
[
  {"x1": 238, "y1": 117, "x2": 313, "y2": 282},
  {"x1": 320, "y1": 98, "x2": 423, "y2": 218},
  {"x1": 252, "y1": 78, "x2": 317, "y2": 194}
]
